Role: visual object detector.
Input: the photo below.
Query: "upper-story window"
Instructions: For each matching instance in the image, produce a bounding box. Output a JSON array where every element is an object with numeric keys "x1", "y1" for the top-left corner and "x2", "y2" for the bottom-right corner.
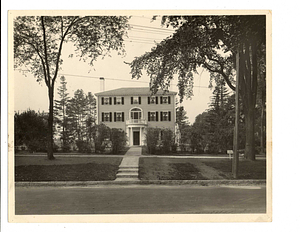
[
  {"x1": 114, "y1": 97, "x2": 124, "y2": 105},
  {"x1": 102, "y1": 97, "x2": 112, "y2": 105},
  {"x1": 160, "y1": 96, "x2": 171, "y2": 104},
  {"x1": 148, "y1": 96, "x2": 158, "y2": 104},
  {"x1": 131, "y1": 96, "x2": 141, "y2": 104}
]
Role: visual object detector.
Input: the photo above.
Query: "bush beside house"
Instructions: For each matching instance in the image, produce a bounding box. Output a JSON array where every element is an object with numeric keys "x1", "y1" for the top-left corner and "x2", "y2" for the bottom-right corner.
[{"x1": 146, "y1": 127, "x2": 175, "y2": 154}]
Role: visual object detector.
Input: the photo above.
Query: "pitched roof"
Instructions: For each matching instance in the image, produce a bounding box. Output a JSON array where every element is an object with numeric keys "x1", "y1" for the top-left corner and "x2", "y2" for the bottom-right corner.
[{"x1": 95, "y1": 87, "x2": 177, "y2": 96}]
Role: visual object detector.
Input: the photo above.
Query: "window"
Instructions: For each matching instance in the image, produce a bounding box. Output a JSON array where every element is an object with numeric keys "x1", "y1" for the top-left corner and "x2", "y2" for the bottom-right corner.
[
  {"x1": 102, "y1": 97, "x2": 112, "y2": 105},
  {"x1": 102, "y1": 112, "x2": 112, "y2": 122},
  {"x1": 131, "y1": 96, "x2": 141, "y2": 104},
  {"x1": 161, "y1": 111, "x2": 171, "y2": 121},
  {"x1": 148, "y1": 96, "x2": 157, "y2": 104},
  {"x1": 114, "y1": 112, "x2": 124, "y2": 122},
  {"x1": 148, "y1": 111, "x2": 158, "y2": 121},
  {"x1": 160, "y1": 96, "x2": 170, "y2": 104},
  {"x1": 114, "y1": 97, "x2": 124, "y2": 105}
]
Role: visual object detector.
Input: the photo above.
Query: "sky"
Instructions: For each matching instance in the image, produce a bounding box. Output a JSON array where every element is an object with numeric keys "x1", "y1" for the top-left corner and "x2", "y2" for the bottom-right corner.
[{"x1": 13, "y1": 15, "x2": 214, "y2": 124}]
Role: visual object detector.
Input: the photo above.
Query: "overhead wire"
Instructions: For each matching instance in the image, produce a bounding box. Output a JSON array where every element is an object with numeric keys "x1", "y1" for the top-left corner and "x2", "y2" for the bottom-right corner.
[
  {"x1": 59, "y1": 73, "x2": 210, "y2": 89},
  {"x1": 129, "y1": 24, "x2": 174, "y2": 32}
]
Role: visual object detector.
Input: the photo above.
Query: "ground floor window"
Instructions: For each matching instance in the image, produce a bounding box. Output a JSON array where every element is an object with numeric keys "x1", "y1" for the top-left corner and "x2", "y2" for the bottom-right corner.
[
  {"x1": 102, "y1": 112, "x2": 112, "y2": 122},
  {"x1": 148, "y1": 111, "x2": 158, "y2": 121},
  {"x1": 114, "y1": 112, "x2": 124, "y2": 122},
  {"x1": 161, "y1": 111, "x2": 171, "y2": 121}
]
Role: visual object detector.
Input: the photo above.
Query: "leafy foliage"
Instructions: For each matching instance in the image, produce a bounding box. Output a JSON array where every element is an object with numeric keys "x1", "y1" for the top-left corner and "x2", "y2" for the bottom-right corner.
[
  {"x1": 94, "y1": 123, "x2": 111, "y2": 154},
  {"x1": 160, "y1": 128, "x2": 175, "y2": 154},
  {"x1": 15, "y1": 110, "x2": 48, "y2": 152},
  {"x1": 110, "y1": 128, "x2": 127, "y2": 154},
  {"x1": 146, "y1": 127, "x2": 160, "y2": 154},
  {"x1": 176, "y1": 104, "x2": 190, "y2": 150}
]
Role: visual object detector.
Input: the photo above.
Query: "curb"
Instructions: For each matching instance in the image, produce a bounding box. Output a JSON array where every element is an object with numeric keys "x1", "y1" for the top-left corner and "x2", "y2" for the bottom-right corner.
[{"x1": 15, "y1": 179, "x2": 266, "y2": 187}]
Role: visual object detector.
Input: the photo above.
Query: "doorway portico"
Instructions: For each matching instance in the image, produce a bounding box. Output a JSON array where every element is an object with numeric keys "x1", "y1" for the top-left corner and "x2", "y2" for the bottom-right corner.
[{"x1": 126, "y1": 107, "x2": 147, "y2": 146}]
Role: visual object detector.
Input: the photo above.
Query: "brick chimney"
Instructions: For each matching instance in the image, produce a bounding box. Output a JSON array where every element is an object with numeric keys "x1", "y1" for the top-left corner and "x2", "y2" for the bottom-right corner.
[{"x1": 99, "y1": 77, "x2": 105, "y2": 92}]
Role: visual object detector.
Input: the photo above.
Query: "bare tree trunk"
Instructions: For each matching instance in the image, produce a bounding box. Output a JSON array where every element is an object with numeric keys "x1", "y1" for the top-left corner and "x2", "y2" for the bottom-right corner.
[
  {"x1": 47, "y1": 86, "x2": 55, "y2": 160},
  {"x1": 244, "y1": 102, "x2": 255, "y2": 161}
]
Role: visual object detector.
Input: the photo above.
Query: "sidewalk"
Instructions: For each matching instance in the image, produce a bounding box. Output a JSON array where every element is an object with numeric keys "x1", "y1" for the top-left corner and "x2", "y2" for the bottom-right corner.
[{"x1": 115, "y1": 146, "x2": 142, "y2": 181}]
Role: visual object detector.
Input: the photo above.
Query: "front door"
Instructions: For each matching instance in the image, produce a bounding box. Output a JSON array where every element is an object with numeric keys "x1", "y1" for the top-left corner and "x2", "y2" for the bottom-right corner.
[{"x1": 133, "y1": 131, "x2": 140, "y2": 145}]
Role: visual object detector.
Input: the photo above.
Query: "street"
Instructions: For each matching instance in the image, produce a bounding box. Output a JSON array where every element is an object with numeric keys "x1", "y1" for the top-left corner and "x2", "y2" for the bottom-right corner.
[{"x1": 15, "y1": 185, "x2": 266, "y2": 214}]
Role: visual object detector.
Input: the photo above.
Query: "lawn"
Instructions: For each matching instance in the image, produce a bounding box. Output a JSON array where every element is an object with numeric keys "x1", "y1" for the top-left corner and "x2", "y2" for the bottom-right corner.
[
  {"x1": 15, "y1": 156, "x2": 122, "y2": 182},
  {"x1": 139, "y1": 157, "x2": 266, "y2": 180}
]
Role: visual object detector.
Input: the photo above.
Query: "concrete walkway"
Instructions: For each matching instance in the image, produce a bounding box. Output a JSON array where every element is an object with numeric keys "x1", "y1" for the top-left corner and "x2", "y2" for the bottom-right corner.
[{"x1": 115, "y1": 146, "x2": 142, "y2": 181}]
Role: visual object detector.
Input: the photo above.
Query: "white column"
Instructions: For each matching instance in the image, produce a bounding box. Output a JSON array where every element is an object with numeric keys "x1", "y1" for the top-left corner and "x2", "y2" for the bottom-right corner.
[
  {"x1": 139, "y1": 127, "x2": 142, "y2": 146},
  {"x1": 129, "y1": 127, "x2": 132, "y2": 146},
  {"x1": 126, "y1": 126, "x2": 129, "y2": 146},
  {"x1": 141, "y1": 127, "x2": 144, "y2": 146}
]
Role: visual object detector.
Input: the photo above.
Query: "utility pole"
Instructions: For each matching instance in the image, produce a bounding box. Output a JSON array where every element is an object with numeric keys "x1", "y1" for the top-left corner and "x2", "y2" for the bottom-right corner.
[{"x1": 232, "y1": 49, "x2": 240, "y2": 179}]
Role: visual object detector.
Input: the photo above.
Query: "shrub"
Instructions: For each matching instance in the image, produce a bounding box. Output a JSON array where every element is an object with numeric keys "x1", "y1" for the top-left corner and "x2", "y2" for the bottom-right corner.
[
  {"x1": 75, "y1": 140, "x2": 89, "y2": 153},
  {"x1": 110, "y1": 128, "x2": 127, "y2": 154},
  {"x1": 161, "y1": 128, "x2": 175, "y2": 154},
  {"x1": 61, "y1": 143, "x2": 71, "y2": 152},
  {"x1": 94, "y1": 123, "x2": 111, "y2": 153},
  {"x1": 146, "y1": 127, "x2": 160, "y2": 154}
]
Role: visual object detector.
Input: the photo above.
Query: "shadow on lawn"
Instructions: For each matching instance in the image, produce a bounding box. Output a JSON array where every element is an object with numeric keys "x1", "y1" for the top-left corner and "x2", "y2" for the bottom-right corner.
[{"x1": 15, "y1": 163, "x2": 120, "y2": 181}]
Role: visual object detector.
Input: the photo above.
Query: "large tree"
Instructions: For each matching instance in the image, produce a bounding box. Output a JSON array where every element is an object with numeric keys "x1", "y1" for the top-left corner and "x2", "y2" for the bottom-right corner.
[
  {"x1": 14, "y1": 16, "x2": 129, "y2": 159},
  {"x1": 129, "y1": 15, "x2": 266, "y2": 160}
]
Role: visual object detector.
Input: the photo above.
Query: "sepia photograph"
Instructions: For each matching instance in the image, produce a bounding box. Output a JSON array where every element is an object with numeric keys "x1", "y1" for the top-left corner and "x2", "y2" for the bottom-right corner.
[{"x1": 7, "y1": 10, "x2": 271, "y2": 223}]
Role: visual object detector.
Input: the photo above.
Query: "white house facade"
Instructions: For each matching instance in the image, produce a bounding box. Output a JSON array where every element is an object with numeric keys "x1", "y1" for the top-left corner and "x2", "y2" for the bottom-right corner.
[{"x1": 95, "y1": 87, "x2": 177, "y2": 146}]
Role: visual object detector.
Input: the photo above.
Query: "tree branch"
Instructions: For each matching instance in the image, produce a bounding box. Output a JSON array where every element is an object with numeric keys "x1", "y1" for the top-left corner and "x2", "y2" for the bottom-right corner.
[
  {"x1": 18, "y1": 34, "x2": 49, "y2": 87},
  {"x1": 41, "y1": 16, "x2": 51, "y2": 87},
  {"x1": 52, "y1": 16, "x2": 87, "y2": 86}
]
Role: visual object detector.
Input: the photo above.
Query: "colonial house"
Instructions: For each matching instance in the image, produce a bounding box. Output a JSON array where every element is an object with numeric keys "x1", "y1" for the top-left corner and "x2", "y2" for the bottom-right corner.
[{"x1": 95, "y1": 87, "x2": 177, "y2": 146}]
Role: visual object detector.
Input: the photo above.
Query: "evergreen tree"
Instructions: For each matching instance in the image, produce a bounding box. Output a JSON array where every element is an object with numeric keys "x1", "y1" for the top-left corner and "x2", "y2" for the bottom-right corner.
[
  {"x1": 176, "y1": 105, "x2": 190, "y2": 150},
  {"x1": 85, "y1": 92, "x2": 97, "y2": 145},
  {"x1": 54, "y1": 76, "x2": 71, "y2": 151},
  {"x1": 67, "y1": 89, "x2": 88, "y2": 143}
]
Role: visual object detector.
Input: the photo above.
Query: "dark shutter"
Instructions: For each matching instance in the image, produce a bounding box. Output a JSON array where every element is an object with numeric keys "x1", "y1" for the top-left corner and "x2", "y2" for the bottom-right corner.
[
  {"x1": 160, "y1": 96, "x2": 162, "y2": 104},
  {"x1": 122, "y1": 112, "x2": 124, "y2": 122},
  {"x1": 101, "y1": 97, "x2": 104, "y2": 105},
  {"x1": 156, "y1": 96, "x2": 158, "y2": 104},
  {"x1": 110, "y1": 112, "x2": 112, "y2": 122},
  {"x1": 114, "y1": 112, "x2": 116, "y2": 122},
  {"x1": 168, "y1": 111, "x2": 171, "y2": 121},
  {"x1": 109, "y1": 97, "x2": 112, "y2": 105},
  {"x1": 114, "y1": 97, "x2": 116, "y2": 105},
  {"x1": 156, "y1": 111, "x2": 159, "y2": 121},
  {"x1": 161, "y1": 112, "x2": 163, "y2": 121},
  {"x1": 168, "y1": 96, "x2": 171, "y2": 104},
  {"x1": 148, "y1": 97, "x2": 150, "y2": 104},
  {"x1": 131, "y1": 97, "x2": 133, "y2": 104},
  {"x1": 122, "y1": 97, "x2": 124, "y2": 105},
  {"x1": 139, "y1": 97, "x2": 141, "y2": 104},
  {"x1": 102, "y1": 112, "x2": 104, "y2": 122}
]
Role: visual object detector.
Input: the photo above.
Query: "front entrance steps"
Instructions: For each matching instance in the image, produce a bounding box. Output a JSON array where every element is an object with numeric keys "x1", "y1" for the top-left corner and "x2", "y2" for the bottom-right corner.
[
  {"x1": 115, "y1": 147, "x2": 142, "y2": 182},
  {"x1": 116, "y1": 167, "x2": 139, "y2": 180}
]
